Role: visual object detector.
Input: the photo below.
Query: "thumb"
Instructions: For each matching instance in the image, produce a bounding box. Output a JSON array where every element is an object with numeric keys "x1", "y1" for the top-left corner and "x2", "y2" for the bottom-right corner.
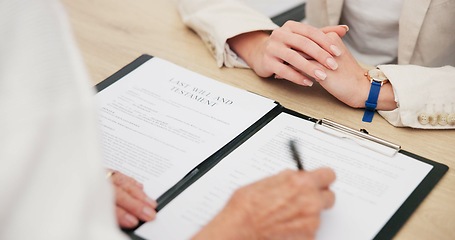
[{"x1": 321, "y1": 25, "x2": 349, "y2": 38}]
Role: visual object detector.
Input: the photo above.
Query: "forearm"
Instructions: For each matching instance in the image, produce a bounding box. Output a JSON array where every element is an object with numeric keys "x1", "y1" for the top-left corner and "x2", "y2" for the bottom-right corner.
[
  {"x1": 227, "y1": 31, "x2": 270, "y2": 71},
  {"x1": 177, "y1": 0, "x2": 277, "y2": 68},
  {"x1": 376, "y1": 83, "x2": 397, "y2": 110}
]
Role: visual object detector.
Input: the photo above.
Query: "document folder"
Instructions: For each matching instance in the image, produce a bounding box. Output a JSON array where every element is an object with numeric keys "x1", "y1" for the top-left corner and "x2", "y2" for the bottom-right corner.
[{"x1": 95, "y1": 54, "x2": 448, "y2": 240}]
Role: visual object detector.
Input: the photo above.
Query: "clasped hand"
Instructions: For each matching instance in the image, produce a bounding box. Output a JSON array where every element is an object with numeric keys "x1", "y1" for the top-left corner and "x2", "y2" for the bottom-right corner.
[{"x1": 229, "y1": 21, "x2": 378, "y2": 109}]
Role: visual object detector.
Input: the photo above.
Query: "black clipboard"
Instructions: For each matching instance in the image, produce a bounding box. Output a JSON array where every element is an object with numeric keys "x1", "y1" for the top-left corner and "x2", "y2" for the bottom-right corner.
[{"x1": 96, "y1": 54, "x2": 448, "y2": 240}]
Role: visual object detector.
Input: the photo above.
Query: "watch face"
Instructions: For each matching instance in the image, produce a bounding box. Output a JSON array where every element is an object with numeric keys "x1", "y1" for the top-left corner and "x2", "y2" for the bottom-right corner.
[{"x1": 368, "y1": 68, "x2": 388, "y2": 82}]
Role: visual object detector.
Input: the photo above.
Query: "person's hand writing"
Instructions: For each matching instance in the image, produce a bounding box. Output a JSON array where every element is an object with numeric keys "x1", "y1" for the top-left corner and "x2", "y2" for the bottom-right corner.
[
  {"x1": 193, "y1": 168, "x2": 336, "y2": 240},
  {"x1": 228, "y1": 21, "x2": 348, "y2": 86},
  {"x1": 108, "y1": 171, "x2": 157, "y2": 229}
]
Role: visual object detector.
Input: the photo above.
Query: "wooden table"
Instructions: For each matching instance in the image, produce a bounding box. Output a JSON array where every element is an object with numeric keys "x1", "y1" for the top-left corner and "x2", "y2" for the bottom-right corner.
[{"x1": 62, "y1": 0, "x2": 455, "y2": 239}]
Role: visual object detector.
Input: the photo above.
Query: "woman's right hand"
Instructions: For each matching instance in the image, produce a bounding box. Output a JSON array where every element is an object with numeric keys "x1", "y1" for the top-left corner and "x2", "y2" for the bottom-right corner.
[
  {"x1": 228, "y1": 21, "x2": 348, "y2": 86},
  {"x1": 193, "y1": 168, "x2": 336, "y2": 240}
]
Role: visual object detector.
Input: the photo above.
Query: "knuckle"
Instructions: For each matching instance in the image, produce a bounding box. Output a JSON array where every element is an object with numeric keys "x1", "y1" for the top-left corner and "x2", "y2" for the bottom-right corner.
[
  {"x1": 282, "y1": 20, "x2": 298, "y2": 28},
  {"x1": 298, "y1": 36, "x2": 312, "y2": 46},
  {"x1": 132, "y1": 203, "x2": 144, "y2": 215},
  {"x1": 301, "y1": 178, "x2": 317, "y2": 191},
  {"x1": 127, "y1": 186, "x2": 146, "y2": 199},
  {"x1": 116, "y1": 189, "x2": 129, "y2": 203},
  {"x1": 270, "y1": 28, "x2": 284, "y2": 39},
  {"x1": 263, "y1": 42, "x2": 275, "y2": 55},
  {"x1": 284, "y1": 171, "x2": 303, "y2": 187},
  {"x1": 277, "y1": 169, "x2": 295, "y2": 181},
  {"x1": 114, "y1": 174, "x2": 127, "y2": 185},
  {"x1": 326, "y1": 31, "x2": 342, "y2": 42},
  {"x1": 315, "y1": 45, "x2": 331, "y2": 57},
  {"x1": 229, "y1": 187, "x2": 254, "y2": 210},
  {"x1": 311, "y1": 197, "x2": 325, "y2": 213},
  {"x1": 304, "y1": 25, "x2": 318, "y2": 35},
  {"x1": 299, "y1": 24, "x2": 318, "y2": 37},
  {"x1": 299, "y1": 38, "x2": 326, "y2": 57},
  {"x1": 232, "y1": 187, "x2": 249, "y2": 201},
  {"x1": 115, "y1": 206, "x2": 126, "y2": 218},
  {"x1": 326, "y1": 31, "x2": 338, "y2": 38},
  {"x1": 274, "y1": 64, "x2": 289, "y2": 77},
  {"x1": 286, "y1": 51, "x2": 302, "y2": 64}
]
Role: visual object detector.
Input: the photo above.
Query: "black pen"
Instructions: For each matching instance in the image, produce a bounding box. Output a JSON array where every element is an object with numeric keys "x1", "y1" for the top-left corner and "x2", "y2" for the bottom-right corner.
[{"x1": 289, "y1": 140, "x2": 304, "y2": 171}]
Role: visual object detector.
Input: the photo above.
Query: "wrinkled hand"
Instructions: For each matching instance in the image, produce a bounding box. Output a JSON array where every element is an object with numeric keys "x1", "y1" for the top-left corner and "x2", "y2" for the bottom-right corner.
[
  {"x1": 228, "y1": 21, "x2": 348, "y2": 86},
  {"x1": 311, "y1": 32, "x2": 396, "y2": 110},
  {"x1": 193, "y1": 168, "x2": 336, "y2": 240},
  {"x1": 108, "y1": 171, "x2": 157, "y2": 229}
]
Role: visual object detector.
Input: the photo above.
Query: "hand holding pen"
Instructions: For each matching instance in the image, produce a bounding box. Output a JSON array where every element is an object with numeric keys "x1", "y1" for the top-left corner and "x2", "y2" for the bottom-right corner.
[
  {"x1": 289, "y1": 139, "x2": 304, "y2": 171},
  {"x1": 196, "y1": 140, "x2": 336, "y2": 239}
]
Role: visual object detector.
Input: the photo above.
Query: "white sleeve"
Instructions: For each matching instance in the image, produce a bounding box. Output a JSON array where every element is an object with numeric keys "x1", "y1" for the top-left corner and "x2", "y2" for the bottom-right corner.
[
  {"x1": 377, "y1": 64, "x2": 455, "y2": 129},
  {"x1": 177, "y1": 0, "x2": 278, "y2": 68},
  {"x1": 0, "y1": 0, "x2": 127, "y2": 239}
]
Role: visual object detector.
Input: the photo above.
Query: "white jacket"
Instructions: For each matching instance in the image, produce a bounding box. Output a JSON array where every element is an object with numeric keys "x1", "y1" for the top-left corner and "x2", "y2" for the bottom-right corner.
[
  {"x1": 0, "y1": 0, "x2": 127, "y2": 239},
  {"x1": 177, "y1": 0, "x2": 455, "y2": 129}
]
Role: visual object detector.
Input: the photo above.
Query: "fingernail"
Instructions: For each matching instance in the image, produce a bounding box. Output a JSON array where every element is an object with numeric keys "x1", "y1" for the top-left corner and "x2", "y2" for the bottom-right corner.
[
  {"x1": 330, "y1": 45, "x2": 342, "y2": 57},
  {"x1": 143, "y1": 206, "x2": 155, "y2": 218},
  {"x1": 303, "y1": 79, "x2": 313, "y2": 87},
  {"x1": 125, "y1": 213, "x2": 139, "y2": 226},
  {"x1": 314, "y1": 69, "x2": 327, "y2": 81},
  {"x1": 340, "y1": 24, "x2": 349, "y2": 32},
  {"x1": 146, "y1": 197, "x2": 157, "y2": 207},
  {"x1": 326, "y1": 58, "x2": 338, "y2": 70}
]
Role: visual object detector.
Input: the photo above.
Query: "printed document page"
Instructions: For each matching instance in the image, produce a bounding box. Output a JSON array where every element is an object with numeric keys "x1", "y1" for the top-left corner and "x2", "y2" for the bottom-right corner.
[
  {"x1": 96, "y1": 58, "x2": 276, "y2": 198},
  {"x1": 135, "y1": 113, "x2": 432, "y2": 240}
]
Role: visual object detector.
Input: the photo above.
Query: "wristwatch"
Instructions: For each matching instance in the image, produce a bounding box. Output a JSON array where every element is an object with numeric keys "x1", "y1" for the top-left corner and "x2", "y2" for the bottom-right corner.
[{"x1": 362, "y1": 68, "x2": 389, "y2": 122}]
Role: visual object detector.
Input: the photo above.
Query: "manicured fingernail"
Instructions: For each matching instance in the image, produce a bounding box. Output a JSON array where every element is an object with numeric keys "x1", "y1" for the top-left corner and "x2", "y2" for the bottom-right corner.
[
  {"x1": 303, "y1": 79, "x2": 313, "y2": 87},
  {"x1": 340, "y1": 24, "x2": 349, "y2": 32},
  {"x1": 326, "y1": 57, "x2": 338, "y2": 70},
  {"x1": 314, "y1": 69, "x2": 327, "y2": 80},
  {"x1": 330, "y1": 45, "x2": 342, "y2": 57},
  {"x1": 143, "y1": 206, "x2": 155, "y2": 218},
  {"x1": 125, "y1": 213, "x2": 139, "y2": 226}
]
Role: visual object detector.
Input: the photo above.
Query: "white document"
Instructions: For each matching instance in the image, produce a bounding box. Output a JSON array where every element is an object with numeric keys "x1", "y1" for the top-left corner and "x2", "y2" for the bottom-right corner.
[
  {"x1": 96, "y1": 57, "x2": 277, "y2": 198},
  {"x1": 135, "y1": 113, "x2": 432, "y2": 240}
]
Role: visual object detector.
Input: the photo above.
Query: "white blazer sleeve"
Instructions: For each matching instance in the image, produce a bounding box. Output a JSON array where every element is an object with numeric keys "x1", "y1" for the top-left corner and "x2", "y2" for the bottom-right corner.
[
  {"x1": 378, "y1": 64, "x2": 455, "y2": 129},
  {"x1": 177, "y1": 0, "x2": 278, "y2": 68},
  {"x1": 0, "y1": 0, "x2": 127, "y2": 239}
]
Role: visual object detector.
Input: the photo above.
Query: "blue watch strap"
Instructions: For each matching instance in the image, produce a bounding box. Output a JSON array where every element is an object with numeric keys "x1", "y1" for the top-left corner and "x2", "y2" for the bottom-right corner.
[{"x1": 362, "y1": 81, "x2": 382, "y2": 122}]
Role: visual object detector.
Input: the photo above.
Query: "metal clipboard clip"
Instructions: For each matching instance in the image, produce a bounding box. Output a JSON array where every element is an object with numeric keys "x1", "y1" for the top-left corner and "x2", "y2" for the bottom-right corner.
[{"x1": 313, "y1": 118, "x2": 401, "y2": 157}]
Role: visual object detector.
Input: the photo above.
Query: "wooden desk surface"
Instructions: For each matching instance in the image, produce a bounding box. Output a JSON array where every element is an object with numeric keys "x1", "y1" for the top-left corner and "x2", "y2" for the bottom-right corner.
[{"x1": 62, "y1": 0, "x2": 455, "y2": 239}]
